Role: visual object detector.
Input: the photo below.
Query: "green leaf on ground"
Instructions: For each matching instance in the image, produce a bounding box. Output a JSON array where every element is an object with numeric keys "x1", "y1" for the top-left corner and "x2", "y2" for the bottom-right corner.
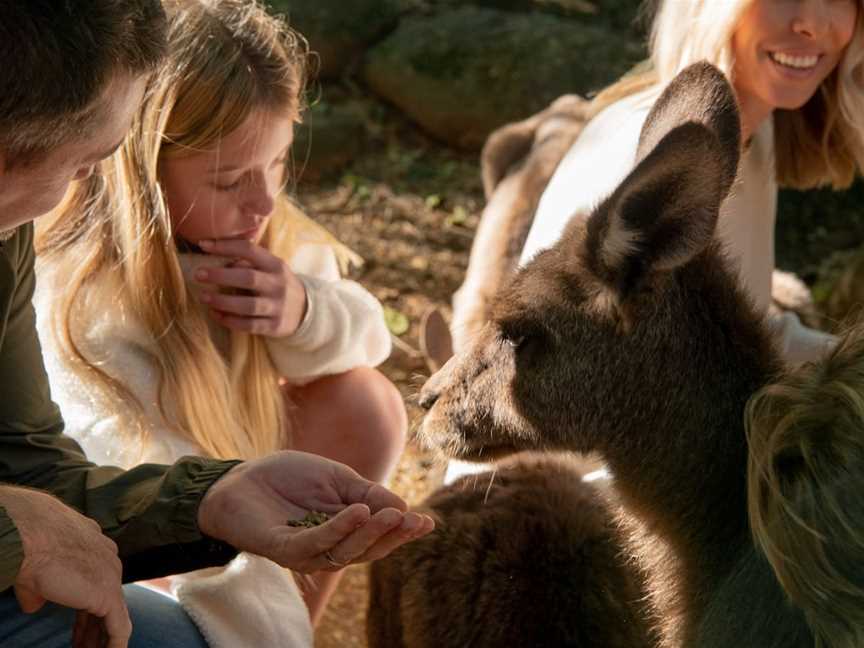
[
  {"x1": 445, "y1": 205, "x2": 468, "y2": 227},
  {"x1": 383, "y1": 306, "x2": 410, "y2": 336}
]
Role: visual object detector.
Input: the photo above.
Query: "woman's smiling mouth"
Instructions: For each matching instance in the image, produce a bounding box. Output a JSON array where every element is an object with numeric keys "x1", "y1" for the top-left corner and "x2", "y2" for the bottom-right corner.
[{"x1": 769, "y1": 51, "x2": 821, "y2": 71}]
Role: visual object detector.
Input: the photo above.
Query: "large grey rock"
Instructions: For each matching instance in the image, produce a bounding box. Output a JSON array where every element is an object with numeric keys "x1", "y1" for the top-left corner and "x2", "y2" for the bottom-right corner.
[
  {"x1": 293, "y1": 99, "x2": 369, "y2": 181},
  {"x1": 268, "y1": 0, "x2": 406, "y2": 79},
  {"x1": 363, "y1": 6, "x2": 644, "y2": 149},
  {"x1": 422, "y1": 0, "x2": 649, "y2": 35}
]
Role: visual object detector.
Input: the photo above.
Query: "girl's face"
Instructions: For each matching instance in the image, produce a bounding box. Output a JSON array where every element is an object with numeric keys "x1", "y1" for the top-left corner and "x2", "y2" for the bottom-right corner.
[
  {"x1": 732, "y1": 0, "x2": 858, "y2": 116},
  {"x1": 159, "y1": 109, "x2": 294, "y2": 246}
]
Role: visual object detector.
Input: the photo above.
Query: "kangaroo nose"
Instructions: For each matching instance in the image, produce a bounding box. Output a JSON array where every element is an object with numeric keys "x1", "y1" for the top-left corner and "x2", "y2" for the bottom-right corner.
[{"x1": 418, "y1": 388, "x2": 440, "y2": 411}]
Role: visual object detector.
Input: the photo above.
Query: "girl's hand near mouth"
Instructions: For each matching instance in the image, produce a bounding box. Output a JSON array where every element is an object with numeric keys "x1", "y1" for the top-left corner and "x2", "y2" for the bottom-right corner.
[{"x1": 194, "y1": 237, "x2": 308, "y2": 337}]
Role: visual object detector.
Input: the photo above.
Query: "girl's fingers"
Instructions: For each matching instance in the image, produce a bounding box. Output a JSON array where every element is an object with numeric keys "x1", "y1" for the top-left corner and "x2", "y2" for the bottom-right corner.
[
  {"x1": 196, "y1": 266, "x2": 275, "y2": 293},
  {"x1": 211, "y1": 311, "x2": 273, "y2": 335},
  {"x1": 202, "y1": 292, "x2": 276, "y2": 317},
  {"x1": 199, "y1": 239, "x2": 282, "y2": 271}
]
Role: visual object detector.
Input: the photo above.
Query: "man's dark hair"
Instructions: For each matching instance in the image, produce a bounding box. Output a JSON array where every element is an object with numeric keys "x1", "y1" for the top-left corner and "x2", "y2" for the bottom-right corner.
[{"x1": 0, "y1": 0, "x2": 167, "y2": 165}]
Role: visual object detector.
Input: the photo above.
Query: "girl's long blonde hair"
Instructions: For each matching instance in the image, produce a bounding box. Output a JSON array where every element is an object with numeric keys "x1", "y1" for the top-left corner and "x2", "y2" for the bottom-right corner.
[
  {"x1": 36, "y1": 0, "x2": 329, "y2": 461},
  {"x1": 591, "y1": 0, "x2": 864, "y2": 190},
  {"x1": 747, "y1": 322, "x2": 864, "y2": 647}
]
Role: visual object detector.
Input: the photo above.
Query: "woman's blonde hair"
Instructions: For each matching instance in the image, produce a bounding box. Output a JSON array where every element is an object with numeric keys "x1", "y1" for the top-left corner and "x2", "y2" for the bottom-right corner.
[
  {"x1": 747, "y1": 322, "x2": 864, "y2": 647},
  {"x1": 36, "y1": 0, "x2": 331, "y2": 460},
  {"x1": 591, "y1": 0, "x2": 864, "y2": 190}
]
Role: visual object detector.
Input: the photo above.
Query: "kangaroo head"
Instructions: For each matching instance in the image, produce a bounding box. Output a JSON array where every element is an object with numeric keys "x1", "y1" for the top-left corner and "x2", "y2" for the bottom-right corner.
[{"x1": 420, "y1": 63, "x2": 759, "y2": 462}]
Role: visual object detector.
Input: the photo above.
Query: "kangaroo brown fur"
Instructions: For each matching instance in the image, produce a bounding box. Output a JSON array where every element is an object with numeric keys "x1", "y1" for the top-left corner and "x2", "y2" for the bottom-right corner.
[
  {"x1": 367, "y1": 453, "x2": 654, "y2": 648},
  {"x1": 419, "y1": 63, "x2": 813, "y2": 647}
]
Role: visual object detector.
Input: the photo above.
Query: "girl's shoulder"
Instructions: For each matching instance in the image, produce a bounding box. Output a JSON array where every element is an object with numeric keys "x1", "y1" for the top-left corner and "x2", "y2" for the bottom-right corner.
[{"x1": 35, "y1": 255, "x2": 153, "y2": 356}]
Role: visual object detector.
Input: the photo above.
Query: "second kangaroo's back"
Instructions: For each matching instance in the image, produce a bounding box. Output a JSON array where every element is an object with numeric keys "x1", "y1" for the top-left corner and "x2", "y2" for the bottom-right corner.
[{"x1": 367, "y1": 453, "x2": 654, "y2": 648}]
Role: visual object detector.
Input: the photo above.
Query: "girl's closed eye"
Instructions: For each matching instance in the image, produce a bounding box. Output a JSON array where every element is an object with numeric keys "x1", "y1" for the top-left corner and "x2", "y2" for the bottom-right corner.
[{"x1": 212, "y1": 176, "x2": 244, "y2": 191}]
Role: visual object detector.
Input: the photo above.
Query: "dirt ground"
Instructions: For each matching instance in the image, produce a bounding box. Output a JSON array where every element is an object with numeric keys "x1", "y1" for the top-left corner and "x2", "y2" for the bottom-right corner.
[{"x1": 295, "y1": 97, "x2": 485, "y2": 647}]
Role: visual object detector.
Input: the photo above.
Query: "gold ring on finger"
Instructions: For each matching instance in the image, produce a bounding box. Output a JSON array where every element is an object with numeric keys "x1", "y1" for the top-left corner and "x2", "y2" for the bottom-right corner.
[{"x1": 324, "y1": 550, "x2": 349, "y2": 569}]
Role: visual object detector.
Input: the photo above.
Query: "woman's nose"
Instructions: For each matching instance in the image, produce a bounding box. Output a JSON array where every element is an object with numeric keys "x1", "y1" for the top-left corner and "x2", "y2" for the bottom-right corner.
[{"x1": 791, "y1": 0, "x2": 830, "y2": 40}]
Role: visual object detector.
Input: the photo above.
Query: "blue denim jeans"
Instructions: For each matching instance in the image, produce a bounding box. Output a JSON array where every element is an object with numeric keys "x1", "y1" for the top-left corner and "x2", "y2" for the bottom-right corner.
[{"x1": 0, "y1": 584, "x2": 208, "y2": 647}]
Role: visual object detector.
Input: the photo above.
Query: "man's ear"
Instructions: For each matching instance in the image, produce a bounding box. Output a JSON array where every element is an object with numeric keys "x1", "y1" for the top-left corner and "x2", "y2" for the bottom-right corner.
[{"x1": 578, "y1": 121, "x2": 729, "y2": 299}]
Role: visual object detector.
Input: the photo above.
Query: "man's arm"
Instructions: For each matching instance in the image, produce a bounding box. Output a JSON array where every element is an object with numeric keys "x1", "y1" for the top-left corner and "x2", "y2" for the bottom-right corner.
[{"x1": 0, "y1": 224, "x2": 238, "y2": 587}]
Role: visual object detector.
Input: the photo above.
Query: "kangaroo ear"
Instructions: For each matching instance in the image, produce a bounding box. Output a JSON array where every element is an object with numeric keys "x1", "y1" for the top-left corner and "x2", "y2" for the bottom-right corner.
[
  {"x1": 481, "y1": 118, "x2": 537, "y2": 199},
  {"x1": 576, "y1": 62, "x2": 742, "y2": 300},
  {"x1": 637, "y1": 62, "x2": 741, "y2": 197},
  {"x1": 580, "y1": 121, "x2": 730, "y2": 298}
]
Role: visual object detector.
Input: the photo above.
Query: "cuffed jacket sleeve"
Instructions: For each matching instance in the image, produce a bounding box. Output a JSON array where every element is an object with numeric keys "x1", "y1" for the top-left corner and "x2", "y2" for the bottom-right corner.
[
  {"x1": 0, "y1": 225, "x2": 239, "y2": 589},
  {"x1": 265, "y1": 242, "x2": 391, "y2": 381},
  {"x1": 268, "y1": 273, "x2": 392, "y2": 381}
]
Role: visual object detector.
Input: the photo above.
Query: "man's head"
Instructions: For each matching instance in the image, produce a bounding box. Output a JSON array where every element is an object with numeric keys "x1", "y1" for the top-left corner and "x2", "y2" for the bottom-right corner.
[{"x1": 0, "y1": 0, "x2": 166, "y2": 229}]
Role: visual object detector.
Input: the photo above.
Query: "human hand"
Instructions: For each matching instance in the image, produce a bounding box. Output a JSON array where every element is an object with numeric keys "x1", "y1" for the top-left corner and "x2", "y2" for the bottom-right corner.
[
  {"x1": 195, "y1": 238, "x2": 307, "y2": 337},
  {"x1": 197, "y1": 451, "x2": 435, "y2": 572},
  {"x1": 0, "y1": 486, "x2": 131, "y2": 648}
]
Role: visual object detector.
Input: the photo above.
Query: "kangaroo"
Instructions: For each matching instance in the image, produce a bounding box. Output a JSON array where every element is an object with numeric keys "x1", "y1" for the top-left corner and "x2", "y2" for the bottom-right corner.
[
  {"x1": 418, "y1": 62, "x2": 812, "y2": 648},
  {"x1": 367, "y1": 452, "x2": 654, "y2": 648},
  {"x1": 449, "y1": 95, "x2": 591, "y2": 355}
]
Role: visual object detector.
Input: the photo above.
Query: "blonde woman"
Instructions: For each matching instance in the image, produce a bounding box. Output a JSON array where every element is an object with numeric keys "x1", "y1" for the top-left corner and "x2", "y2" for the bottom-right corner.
[
  {"x1": 747, "y1": 320, "x2": 864, "y2": 648},
  {"x1": 33, "y1": 0, "x2": 410, "y2": 641},
  {"x1": 447, "y1": 0, "x2": 863, "y2": 483}
]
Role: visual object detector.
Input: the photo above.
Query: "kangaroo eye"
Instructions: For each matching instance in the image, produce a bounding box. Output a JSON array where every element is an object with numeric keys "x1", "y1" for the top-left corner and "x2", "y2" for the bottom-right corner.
[
  {"x1": 499, "y1": 320, "x2": 542, "y2": 353},
  {"x1": 501, "y1": 332, "x2": 525, "y2": 349},
  {"x1": 506, "y1": 335, "x2": 524, "y2": 348}
]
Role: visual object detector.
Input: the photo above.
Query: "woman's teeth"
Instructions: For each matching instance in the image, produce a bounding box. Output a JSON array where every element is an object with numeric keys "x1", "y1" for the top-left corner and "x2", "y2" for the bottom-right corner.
[{"x1": 770, "y1": 52, "x2": 819, "y2": 70}]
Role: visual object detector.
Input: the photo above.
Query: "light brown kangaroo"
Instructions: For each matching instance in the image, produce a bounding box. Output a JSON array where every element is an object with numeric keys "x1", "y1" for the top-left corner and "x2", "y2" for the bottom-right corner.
[
  {"x1": 418, "y1": 62, "x2": 813, "y2": 648},
  {"x1": 450, "y1": 95, "x2": 591, "y2": 355},
  {"x1": 366, "y1": 452, "x2": 654, "y2": 648}
]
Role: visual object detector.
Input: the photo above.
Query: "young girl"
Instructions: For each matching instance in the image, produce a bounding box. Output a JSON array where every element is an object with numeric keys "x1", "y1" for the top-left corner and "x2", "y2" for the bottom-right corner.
[
  {"x1": 33, "y1": 0, "x2": 406, "y2": 640},
  {"x1": 446, "y1": 0, "x2": 864, "y2": 482},
  {"x1": 747, "y1": 320, "x2": 864, "y2": 648}
]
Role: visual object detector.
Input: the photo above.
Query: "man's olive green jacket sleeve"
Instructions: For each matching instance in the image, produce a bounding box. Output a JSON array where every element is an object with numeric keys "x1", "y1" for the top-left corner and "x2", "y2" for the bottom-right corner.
[{"x1": 0, "y1": 224, "x2": 240, "y2": 591}]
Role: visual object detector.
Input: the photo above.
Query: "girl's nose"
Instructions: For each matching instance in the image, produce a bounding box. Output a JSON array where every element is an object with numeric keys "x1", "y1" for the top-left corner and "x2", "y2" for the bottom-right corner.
[{"x1": 244, "y1": 174, "x2": 275, "y2": 217}]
